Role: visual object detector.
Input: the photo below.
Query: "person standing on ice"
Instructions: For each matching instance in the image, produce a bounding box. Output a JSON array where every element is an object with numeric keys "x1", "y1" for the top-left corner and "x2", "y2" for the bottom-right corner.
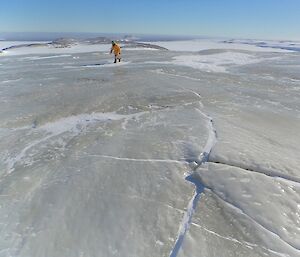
[{"x1": 110, "y1": 41, "x2": 121, "y2": 63}]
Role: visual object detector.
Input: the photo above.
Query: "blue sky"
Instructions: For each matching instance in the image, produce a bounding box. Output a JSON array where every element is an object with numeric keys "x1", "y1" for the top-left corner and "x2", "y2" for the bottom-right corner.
[{"x1": 1, "y1": 0, "x2": 300, "y2": 40}]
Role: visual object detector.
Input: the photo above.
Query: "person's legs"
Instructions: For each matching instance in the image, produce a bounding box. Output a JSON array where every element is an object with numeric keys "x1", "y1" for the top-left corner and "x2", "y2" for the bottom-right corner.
[
  {"x1": 114, "y1": 54, "x2": 121, "y2": 63},
  {"x1": 117, "y1": 53, "x2": 121, "y2": 62}
]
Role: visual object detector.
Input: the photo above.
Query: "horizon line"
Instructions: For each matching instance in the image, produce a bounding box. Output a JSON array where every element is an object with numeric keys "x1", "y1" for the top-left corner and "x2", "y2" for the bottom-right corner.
[{"x1": 0, "y1": 31, "x2": 299, "y2": 42}]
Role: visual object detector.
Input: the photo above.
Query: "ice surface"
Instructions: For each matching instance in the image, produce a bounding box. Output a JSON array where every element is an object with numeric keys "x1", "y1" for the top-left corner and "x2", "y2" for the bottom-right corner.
[
  {"x1": 0, "y1": 40, "x2": 300, "y2": 257},
  {"x1": 196, "y1": 163, "x2": 300, "y2": 252}
]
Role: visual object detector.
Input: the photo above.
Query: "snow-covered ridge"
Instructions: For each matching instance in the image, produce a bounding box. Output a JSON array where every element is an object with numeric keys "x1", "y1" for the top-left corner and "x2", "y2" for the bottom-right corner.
[
  {"x1": 0, "y1": 37, "x2": 167, "y2": 56},
  {"x1": 0, "y1": 41, "x2": 47, "y2": 50}
]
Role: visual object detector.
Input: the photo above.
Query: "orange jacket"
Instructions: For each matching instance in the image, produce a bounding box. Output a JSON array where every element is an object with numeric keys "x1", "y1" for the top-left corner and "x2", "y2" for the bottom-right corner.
[{"x1": 111, "y1": 44, "x2": 121, "y2": 55}]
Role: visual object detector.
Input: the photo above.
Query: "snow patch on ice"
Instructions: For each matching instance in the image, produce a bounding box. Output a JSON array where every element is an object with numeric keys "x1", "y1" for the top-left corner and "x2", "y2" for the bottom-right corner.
[
  {"x1": 1, "y1": 78, "x2": 23, "y2": 84},
  {"x1": 124, "y1": 48, "x2": 158, "y2": 51},
  {"x1": 64, "y1": 61, "x2": 131, "y2": 69},
  {"x1": 21, "y1": 54, "x2": 72, "y2": 60},
  {"x1": 147, "y1": 52, "x2": 263, "y2": 73},
  {"x1": 171, "y1": 52, "x2": 262, "y2": 73},
  {"x1": 78, "y1": 154, "x2": 188, "y2": 165},
  {"x1": 4, "y1": 111, "x2": 146, "y2": 173}
]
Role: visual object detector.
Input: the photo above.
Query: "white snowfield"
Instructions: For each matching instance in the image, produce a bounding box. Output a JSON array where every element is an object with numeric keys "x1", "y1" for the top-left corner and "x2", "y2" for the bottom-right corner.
[
  {"x1": 223, "y1": 39, "x2": 300, "y2": 52},
  {"x1": 146, "y1": 39, "x2": 297, "y2": 73},
  {"x1": 0, "y1": 39, "x2": 300, "y2": 257},
  {"x1": 151, "y1": 39, "x2": 293, "y2": 53}
]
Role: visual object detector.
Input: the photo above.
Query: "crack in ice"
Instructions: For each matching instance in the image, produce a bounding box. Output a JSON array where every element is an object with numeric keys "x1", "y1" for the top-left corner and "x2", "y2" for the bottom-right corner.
[
  {"x1": 208, "y1": 159, "x2": 300, "y2": 185},
  {"x1": 169, "y1": 109, "x2": 217, "y2": 257},
  {"x1": 190, "y1": 223, "x2": 288, "y2": 257}
]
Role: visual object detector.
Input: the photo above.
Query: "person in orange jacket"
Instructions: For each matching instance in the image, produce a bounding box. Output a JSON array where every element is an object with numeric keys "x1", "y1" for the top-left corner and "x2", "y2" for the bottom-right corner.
[{"x1": 110, "y1": 41, "x2": 121, "y2": 63}]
